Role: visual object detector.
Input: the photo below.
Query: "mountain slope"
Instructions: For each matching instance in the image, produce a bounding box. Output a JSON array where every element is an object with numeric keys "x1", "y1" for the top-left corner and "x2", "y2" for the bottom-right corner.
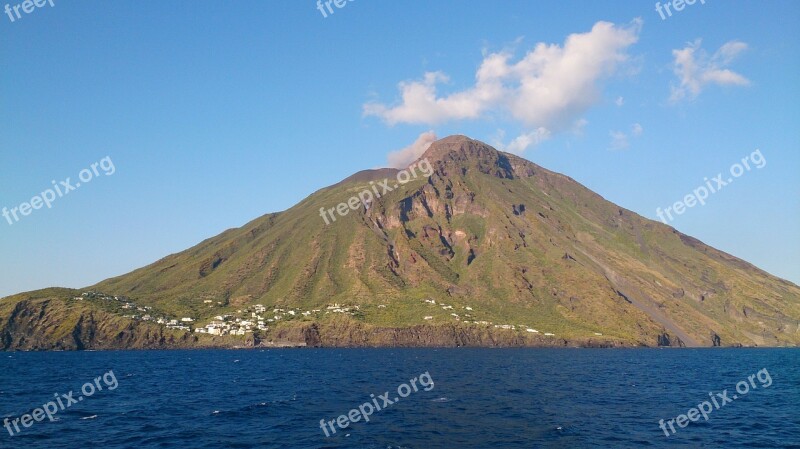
[{"x1": 3, "y1": 136, "x2": 799, "y2": 349}]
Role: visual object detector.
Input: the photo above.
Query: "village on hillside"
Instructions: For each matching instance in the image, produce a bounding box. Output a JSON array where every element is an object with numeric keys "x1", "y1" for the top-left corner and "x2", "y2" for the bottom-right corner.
[
  {"x1": 72, "y1": 292, "x2": 362, "y2": 336},
  {"x1": 72, "y1": 291, "x2": 574, "y2": 339}
]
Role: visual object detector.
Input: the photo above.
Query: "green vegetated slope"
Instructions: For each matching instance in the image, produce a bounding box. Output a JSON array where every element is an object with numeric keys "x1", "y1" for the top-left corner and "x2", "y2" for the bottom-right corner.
[
  {"x1": 0, "y1": 288, "x2": 232, "y2": 350},
  {"x1": 3, "y1": 136, "x2": 799, "y2": 349}
]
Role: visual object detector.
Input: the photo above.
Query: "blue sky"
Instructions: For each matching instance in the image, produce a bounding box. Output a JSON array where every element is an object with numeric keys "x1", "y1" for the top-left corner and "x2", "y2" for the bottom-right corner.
[{"x1": 1, "y1": 0, "x2": 798, "y2": 297}]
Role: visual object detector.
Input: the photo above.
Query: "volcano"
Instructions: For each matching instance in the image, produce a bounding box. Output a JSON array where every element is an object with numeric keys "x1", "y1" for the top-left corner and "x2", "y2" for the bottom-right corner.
[{"x1": 3, "y1": 136, "x2": 799, "y2": 350}]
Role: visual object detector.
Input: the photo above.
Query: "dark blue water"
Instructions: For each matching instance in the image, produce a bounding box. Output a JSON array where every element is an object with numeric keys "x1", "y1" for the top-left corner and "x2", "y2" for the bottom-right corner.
[{"x1": 0, "y1": 349, "x2": 798, "y2": 448}]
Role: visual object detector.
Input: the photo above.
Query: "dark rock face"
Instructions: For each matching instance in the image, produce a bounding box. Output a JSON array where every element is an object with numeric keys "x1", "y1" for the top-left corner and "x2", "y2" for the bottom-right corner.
[
  {"x1": 657, "y1": 333, "x2": 686, "y2": 347},
  {"x1": 269, "y1": 320, "x2": 629, "y2": 349},
  {"x1": 711, "y1": 332, "x2": 721, "y2": 347}
]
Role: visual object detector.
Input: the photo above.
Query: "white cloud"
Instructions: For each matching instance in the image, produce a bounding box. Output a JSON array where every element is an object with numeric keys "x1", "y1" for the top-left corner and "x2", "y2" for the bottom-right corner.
[
  {"x1": 365, "y1": 19, "x2": 642, "y2": 144},
  {"x1": 363, "y1": 72, "x2": 492, "y2": 125},
  {"x1": 609, "y1": 123, "x2": 642, "y2": 150},
  {"x1": 670, "y1": 39, "x2": 750, "y2": 102},
  {"x1": 387, "y1": 131, "x2": 438, "y2": 168},
  {"x1": 615, "y1": 96, "x2": 624, "y2": 106},
  {"x1": 572, "y1": 118, "x2": 589, "y2": 136},
  {"x1": 496, "y1": 128, "x2": 552, "y2": 155},
  {"x1": 609, "y1": 130, "x2": 629, "y2": 150}
]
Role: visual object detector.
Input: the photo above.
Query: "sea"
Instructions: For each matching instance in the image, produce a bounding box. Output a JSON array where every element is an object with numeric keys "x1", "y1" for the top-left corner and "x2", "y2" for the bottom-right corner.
[{"x1": 0, "y1": 348, "x2": 797, "y2": 448}]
